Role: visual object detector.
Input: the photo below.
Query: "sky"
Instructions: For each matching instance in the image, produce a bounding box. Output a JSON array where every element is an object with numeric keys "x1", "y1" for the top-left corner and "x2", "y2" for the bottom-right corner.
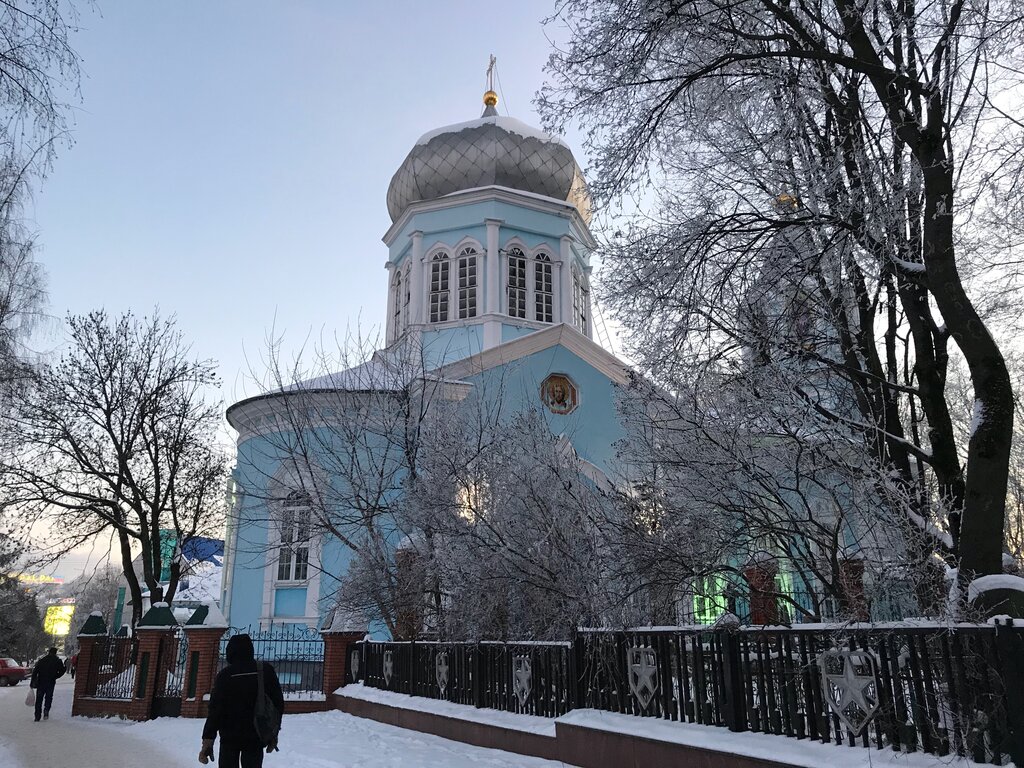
[{"x1": 26, "y1": 1, "x2": 594, "y2": 579}]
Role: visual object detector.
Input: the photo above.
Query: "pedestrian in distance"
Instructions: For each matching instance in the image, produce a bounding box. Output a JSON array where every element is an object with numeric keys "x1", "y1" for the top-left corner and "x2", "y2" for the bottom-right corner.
[
  {"x1": 199, "y1": 634, "x2": 284, "y2": 767},
  {"x1": 68, "y1": 652, "x2": 78, "y2": 680},
  {"x1": 30, "y1": 647, "x2": 66, "y2": 722}
]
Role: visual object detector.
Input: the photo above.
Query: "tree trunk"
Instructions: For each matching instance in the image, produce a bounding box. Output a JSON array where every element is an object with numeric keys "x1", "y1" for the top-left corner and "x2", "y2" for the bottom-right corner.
[{"x1": 920, "y1": 157, "x2": 1012, "y2": 583}]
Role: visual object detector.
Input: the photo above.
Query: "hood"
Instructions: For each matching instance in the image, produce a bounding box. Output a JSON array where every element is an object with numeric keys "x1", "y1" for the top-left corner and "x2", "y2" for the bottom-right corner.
[{"x1": 225, "y1": 633, "x2": 255, "y2": 664}]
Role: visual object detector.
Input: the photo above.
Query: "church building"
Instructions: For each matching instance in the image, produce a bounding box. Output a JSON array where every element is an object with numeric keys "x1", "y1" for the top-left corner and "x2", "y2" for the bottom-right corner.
[{"x1": 219, "y1": 88, "x2": 633, "y2": 633}]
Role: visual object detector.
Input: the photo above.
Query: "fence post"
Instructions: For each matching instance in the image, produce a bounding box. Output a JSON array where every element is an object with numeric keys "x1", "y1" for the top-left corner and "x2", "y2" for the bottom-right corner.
[
  {"x1": 180, "y1": 605, "x2": 228, "y2": 718},
  {"x1": 130, "y1": 604, "x2": 178, "y2": 721},
  {"x1": 571, "y1": 633, "x2": 586, "y2": 710},
  {"x1": 321, "y1": 610, "x2": 367, "y2": 701},
  {"x1": 721, "y1": 627, "x2": 747, "y2": 733},
  {"x1": 71, "y1": 613, "x2": 107, "y2": 717},
  {"x1": 472, "y1": 643, "x2": 483, "y2": 709},
  {"x1": 995, "y1": 620, "x2": 1024, "y2": 765}
]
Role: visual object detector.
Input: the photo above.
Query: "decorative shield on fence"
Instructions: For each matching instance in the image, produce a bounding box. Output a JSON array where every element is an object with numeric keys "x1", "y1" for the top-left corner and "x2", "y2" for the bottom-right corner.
[
  {"x1": 819, "y1": 649, "x2": 880, "y2": 735},
  {"x1": 383, "y1": 650, "x2": 394, "y2": 687},
  {"x1": 435, "y1": 650, "x2": 449, "y2": 695},
  {"x1": 627, "y1": 645, "x2": 659, "y2": 711},
  {"x1": 513, "y1": 655, "x2": 532, "y2": 708},
  {"x1": 350, "y1": 649, "x2": 361, "y2": 682}
]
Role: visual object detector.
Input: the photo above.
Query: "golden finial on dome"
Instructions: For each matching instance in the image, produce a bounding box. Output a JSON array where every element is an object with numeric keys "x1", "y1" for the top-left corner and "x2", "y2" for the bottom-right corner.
[{"x1": 483, "y1": 90, "x2": 499, "y2": 107}]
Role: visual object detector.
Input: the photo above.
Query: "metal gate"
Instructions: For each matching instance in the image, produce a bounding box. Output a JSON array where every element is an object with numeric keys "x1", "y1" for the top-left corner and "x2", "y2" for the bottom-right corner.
[{"x1": 151, "y1": 628, "x2": 188, "y2": 717}]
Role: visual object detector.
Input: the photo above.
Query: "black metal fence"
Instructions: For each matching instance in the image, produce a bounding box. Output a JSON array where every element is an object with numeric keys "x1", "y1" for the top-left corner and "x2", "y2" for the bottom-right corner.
[
  {"x1": 356, "y1": 623, "x2": 1024, "y2": 764},
  {"x1": 82, "y1": 635, "x2": 136, "y2": 699},
  {"x1": 362, "y1": 640, "x2": 574, "y2": 717},
  {"x1": 219, "y1": 625, "x2": 324, "y2": 697}
]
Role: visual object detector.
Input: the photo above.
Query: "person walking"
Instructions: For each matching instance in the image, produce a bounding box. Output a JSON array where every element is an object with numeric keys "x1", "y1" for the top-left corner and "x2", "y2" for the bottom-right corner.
[
  {"x1": 199, "y1": 634, "x2": 284, "y2": 767},
  {"x1": 30, "y1": 647, "x2": 66, "y2": 722}
]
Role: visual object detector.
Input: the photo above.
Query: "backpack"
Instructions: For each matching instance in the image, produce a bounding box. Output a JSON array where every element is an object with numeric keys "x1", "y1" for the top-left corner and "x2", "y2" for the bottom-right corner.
[{"x1": 253, "y1": 661, "x2": 282, "y2": 748}]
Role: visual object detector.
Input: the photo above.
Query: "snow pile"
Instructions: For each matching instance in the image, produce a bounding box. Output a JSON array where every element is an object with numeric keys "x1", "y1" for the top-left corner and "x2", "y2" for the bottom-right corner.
[
  {"x1": 89, "y1": 611, "x2": 102, "y2": 617},
  {"x1": 94, "y1": 665, "x2": 135, "y2": 698},
  {"x1": 338, "y1": 683, "x2": 557, "y2": 737},
  {"x1": 151, "y1": 602, "x2": 169, "y2": 608},
  {"x1": 557, "y1": 709, "x2": 990, "y2": 768},
  {"x1": 967, "y1": 574, "x2": 1024, "y2": 603},
  {"x1": 283, "y1": 690, "x2": 326, "y2": 702}
]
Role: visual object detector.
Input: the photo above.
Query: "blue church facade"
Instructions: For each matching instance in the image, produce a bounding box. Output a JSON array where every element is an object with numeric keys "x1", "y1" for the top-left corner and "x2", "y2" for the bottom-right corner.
[{"x1": 219, "y1": 91, "x2": 632, "y2": 635}]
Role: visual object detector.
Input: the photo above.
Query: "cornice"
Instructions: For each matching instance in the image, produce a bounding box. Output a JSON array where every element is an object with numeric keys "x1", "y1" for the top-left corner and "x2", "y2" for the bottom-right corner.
[{"x1": 383, "y1": 186, "x2": 598, "y2": 250}]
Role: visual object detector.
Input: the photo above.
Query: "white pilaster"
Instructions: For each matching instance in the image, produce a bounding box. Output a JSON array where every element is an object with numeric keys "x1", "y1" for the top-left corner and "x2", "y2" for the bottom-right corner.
[
  {"x1": 560, "y1": 236, "x2": 575, "y2": 327},
  {"x1": 486, "y1": 219, "x2": 501, "y2": 314},
  {"x1": 409, "y1": 231, "x2": 424, "y2": 325}
]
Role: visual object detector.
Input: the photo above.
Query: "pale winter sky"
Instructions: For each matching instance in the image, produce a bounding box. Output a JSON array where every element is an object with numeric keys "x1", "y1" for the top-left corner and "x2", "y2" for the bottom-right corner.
[{"x1": 27, "y1": 2, "x2": 597, "y2": 579}]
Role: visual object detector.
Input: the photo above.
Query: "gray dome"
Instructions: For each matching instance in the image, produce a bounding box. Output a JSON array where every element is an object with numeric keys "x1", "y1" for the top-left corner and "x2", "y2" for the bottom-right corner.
[{"x1": 387, "y1": 115, "x2": 591, "y2": 223}]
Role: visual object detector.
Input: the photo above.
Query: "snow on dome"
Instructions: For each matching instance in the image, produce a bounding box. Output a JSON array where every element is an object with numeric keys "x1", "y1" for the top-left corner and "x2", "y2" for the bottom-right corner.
[
  {"x1": 414, "y1": 115, "x2": 567, "y2": 148},
  {"x1": 152, "y1": 601, "x2": 169, "y2": 608},
  {"x1": 387, "y1": 111, "x2": 592, "y2": 223},
  {"x1": 90, "y1": 611, "x2": 103, "y2": 617}
]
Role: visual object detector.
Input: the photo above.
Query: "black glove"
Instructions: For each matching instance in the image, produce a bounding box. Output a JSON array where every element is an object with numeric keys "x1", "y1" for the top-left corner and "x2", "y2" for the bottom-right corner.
[{"x1": 266, "y1": 739, "x2": 279, "y2": 754}]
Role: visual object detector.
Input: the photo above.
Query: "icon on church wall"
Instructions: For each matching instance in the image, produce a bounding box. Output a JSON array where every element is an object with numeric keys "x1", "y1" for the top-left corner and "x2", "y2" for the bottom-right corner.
[{"x1": 540, "y1": 373, "x2": 578, "y2": 414}]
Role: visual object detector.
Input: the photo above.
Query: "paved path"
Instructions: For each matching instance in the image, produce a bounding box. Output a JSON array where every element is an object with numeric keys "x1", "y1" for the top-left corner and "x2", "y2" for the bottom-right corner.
[
  {"x1": 0, "y1": 677, "x2": 566, "y2": 768},
  {"x1": 0, "y1": 678, "x2": 181, "y2": 768}
]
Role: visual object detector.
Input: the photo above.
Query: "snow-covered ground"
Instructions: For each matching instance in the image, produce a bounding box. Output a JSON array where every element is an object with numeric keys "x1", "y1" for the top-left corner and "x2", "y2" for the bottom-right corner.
[{"x1": 0, "y1": 678, "x2": 567, "y2": 767}]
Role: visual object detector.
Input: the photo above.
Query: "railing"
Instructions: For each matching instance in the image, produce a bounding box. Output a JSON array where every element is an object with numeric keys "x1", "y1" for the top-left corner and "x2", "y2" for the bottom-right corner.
[
  {"x1": 219, "y1": 625, "x2": 324, "y2": 698},
  {"x1": 82, "y1": 635, "x2": 136, "y2": 700},
  {"x1": 362, "y1": 640, "x2": 573, "y2": 717},
  {"x1": 356, "y1": 623, "x2": 1023, "y2": 763}
]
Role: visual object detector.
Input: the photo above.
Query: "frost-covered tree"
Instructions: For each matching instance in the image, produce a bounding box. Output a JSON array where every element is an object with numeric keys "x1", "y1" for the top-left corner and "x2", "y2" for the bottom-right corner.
[{"x1": 541, "y1": 0, "x2": 1023, "y2": 608}]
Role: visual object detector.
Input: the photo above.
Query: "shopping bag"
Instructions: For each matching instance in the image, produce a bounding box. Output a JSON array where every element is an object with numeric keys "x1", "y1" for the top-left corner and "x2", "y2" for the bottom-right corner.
[{"x1": 24, "y1": 688, "x2": 34, "y2": 707}]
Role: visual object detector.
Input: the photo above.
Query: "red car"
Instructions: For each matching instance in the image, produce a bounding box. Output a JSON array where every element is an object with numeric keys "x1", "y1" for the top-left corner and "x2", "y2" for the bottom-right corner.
[{"x1": 0, "y1": 658, "x2": 28, "y2": 686}]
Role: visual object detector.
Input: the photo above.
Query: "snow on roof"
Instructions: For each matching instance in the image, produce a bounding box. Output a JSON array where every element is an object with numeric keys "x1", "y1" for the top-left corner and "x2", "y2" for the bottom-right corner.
[
  {"x1": 199, "y1": 600, "x2": 228, "y2": 628},
  {"x1": 284, "y1": 353, "x2": 421, "y2": 393},
  {"x1": 415, "y1": 115, "x2": 566, "y2": 148}
]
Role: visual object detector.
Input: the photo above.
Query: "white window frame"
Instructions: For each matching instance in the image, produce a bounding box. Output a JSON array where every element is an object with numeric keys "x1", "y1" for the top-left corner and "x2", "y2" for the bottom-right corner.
[
  {"x1": 534, "y1": 252, "x2": 553, "y2": 323},
  {"x1": 506, "y1": 247, "x2": 527, "y2": 319},
  {"x1": 429, "y1": 252, "x2": 450, "y2": 323},
  {"x1": 392, "y1": 269, "x2": 404, "y2": 335},
  {"x1": 276, "y1": 491, "x2": 311, "y2": 583},
  {"x1": 572, "y1": 267, "x2": 589, "y2": 333},
  {"x1": 457, "y1": 246, "x2": 478, "y2": 319}
]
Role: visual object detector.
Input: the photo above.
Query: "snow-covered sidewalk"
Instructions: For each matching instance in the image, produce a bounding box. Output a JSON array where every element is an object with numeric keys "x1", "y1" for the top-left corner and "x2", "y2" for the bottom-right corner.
[{"x1": 0, "y1": 678, "x2": 567, "y2": 767}]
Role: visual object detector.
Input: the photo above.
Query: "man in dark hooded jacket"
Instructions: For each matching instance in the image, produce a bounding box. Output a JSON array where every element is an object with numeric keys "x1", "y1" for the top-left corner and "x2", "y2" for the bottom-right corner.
[
  {"x1": 200, "y1": 634, "x2": 284, "y2": 767},
  {"x1": 30, "y1": 647, "x2": 66, "y2": 722}
]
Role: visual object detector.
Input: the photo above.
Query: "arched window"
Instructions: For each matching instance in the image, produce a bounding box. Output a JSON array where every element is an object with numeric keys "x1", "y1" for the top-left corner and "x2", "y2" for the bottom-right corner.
[
  {"x1": 506, "y1": 247, "x2": 527, "y2": 319},
  {"x1": 534, "y1": 252, "x2": 553, "y2": 323},
  {"x1": 429, "y1": 252, "x2": 450, "y2": 323},
  {"x1": 457, "y1": 246, "x2": 478, "y2": 319},
  {"x1": 277, "y1": 491, "x2": 311, "y2": 581},
  {"x1": 392, "y1": 269, "x2": 403, "y2": 334},
  {"x1": 403, "y1": 264, "x2": 411, "y2": 323},
  {"x1": 572, "y1": 267, "x2": 589, "y2": 333}
]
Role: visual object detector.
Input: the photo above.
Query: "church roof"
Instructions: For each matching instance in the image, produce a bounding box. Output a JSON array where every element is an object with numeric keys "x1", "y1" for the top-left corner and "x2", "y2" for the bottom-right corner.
[{"x1": 386, "y1": 111, "x2": 591, "y2": 223}]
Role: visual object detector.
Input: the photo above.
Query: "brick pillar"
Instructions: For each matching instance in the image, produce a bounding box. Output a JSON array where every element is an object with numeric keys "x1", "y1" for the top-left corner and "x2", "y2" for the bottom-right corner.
[
  {"x1": 180, "y1": 626, "x2": 226, "y2": 718},
  {"x1": 126, "y1": 626, "x2": 173, "y2": 720},
  {"x1": 322, "y1": 631, "x2": 365, "y2": 699},
  {"x1": 744, "y1": 560, "x2": 780, "y2": 625},
  {"x1": 71, "y1": 633, "x2": 102, "y2": 717}
]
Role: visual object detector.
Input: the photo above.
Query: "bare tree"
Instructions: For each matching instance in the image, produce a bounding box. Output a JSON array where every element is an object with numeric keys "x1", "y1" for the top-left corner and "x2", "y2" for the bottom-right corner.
[
  {"x1": 4, "y1": 311, "x2": 228, "y2": 625},
  {"x1": 541, "y1": 0, "x2": 1024, "y2": 606}
]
